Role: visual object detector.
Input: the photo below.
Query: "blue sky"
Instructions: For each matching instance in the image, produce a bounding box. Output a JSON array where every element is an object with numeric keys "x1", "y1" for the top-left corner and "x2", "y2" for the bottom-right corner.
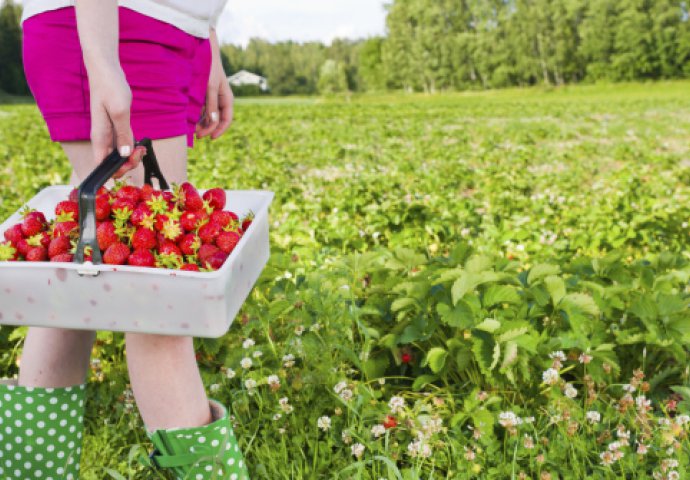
[{"x1": 216, "y1": 0, "x2": 388, "y2": 46}]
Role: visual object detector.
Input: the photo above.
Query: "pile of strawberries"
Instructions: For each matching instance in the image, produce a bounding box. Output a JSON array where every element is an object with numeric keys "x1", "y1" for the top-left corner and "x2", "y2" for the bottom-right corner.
[{"x1": 0, "y1": 182, "x2": 252, "y2": 272}]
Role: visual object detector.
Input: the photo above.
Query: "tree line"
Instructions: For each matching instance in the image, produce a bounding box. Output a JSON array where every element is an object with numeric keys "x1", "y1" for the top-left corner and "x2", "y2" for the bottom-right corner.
[{"x1": 2, "y1": 0, "x2": 690, "y2": 96}]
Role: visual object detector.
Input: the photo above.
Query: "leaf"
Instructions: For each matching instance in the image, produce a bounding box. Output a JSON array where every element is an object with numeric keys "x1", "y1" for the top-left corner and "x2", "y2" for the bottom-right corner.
[
  {"x1": 466, "y1": 255, "x2": 493, "y2": 273},
  {"x1": 412, "y1": 374, "x2": 439, "y2": 391},
  {"x1": 500, "y1": 341, "x2": 518, "y2": 371},
  {"x1": 482, "y1": 284, "x2": 521, "y2": 308},
  {"x1": 451, "y1": 271, "x2": 500, "y2": 305},
  {"x1": 455, "y1": 349, "x2": 472, "y2": 372},
  {"x1": 560, "y1": 293, "x2": 600, "y2": 317},
  {"x1": 630, "y1": 295, "x2": 657, "y2": 321},
  {"x1": 475, "y1": 318, "x2": 501, "y2": 333},
  {"x1": 489, "y1": 342, "x2": 501, "y2": 371},
  {"x1": 391, "y1": 297, "x2": 416, "y2": 313},
  {"x1": 496, "y1": 327, "x2": 530, "y2": 343},
  {"x1": 527, "y1": 263, "x2": 561, "y2": 285},
  {"x1": 437, "y1": 301, "x2": 474, "y2": 328},
  {"x1": 426, "y1": 347, "x2": 449, "y2": 373},
  {"x1": 544, "y1": 275, "x2": 566, "y2": 305},
  {"x1": 471, "y1": 332, "x2": 496, "y2": 379}
]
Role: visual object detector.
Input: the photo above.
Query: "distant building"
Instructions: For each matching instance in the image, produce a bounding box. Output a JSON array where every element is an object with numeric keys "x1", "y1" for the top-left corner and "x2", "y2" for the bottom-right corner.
[{"x1": 228, "y1": 70, "x2": 269, "y2": 92}]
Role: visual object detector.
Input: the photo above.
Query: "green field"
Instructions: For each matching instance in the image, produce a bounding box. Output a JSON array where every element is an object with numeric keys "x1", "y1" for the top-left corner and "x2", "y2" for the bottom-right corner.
[{"x1": 1, "y1": 82, "x2": 690, "y2": 478}]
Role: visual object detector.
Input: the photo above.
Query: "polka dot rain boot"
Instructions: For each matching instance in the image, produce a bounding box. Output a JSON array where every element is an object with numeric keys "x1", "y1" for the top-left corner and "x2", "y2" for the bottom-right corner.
[
  {"x1": 148, "y1": 399, "x2": 249, "y2": 480},
  {"x1": 0, "y1": 379, "x2": 87, "y2": 479}
]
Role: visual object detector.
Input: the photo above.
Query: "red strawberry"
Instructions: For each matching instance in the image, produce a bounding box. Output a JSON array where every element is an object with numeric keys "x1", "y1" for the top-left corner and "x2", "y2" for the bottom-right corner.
[
  {"x1": 198, "y1": 244, "x2": 219, "y2": 263},
  {"x1": 132, "y1": 228, "x2": 157, "y2": 250},
  {"x1": 16, "y1": 238, "x2": 30, "y2": 256},
  {"x1": 111, "y1": 197, "x2": 136, "y2": 214},
  {"x1": 21, "y1": 211, "x2": 47, "y2": 237},
  {"x1": 154, "y1": 214, "x2": 169, "y2": 232},
  {"x1": 38, "y1": 232, "x2": 51, "y2": 249},
  {"x1": 26, "y1": 246, "x2": 48, "y2": 262},
  {"x1": 130, "y1": 203, "x2": 153, "y2": 228},
  {"x1": 179, "y1": 182, "x2": 204, "y2": 212},
  {"x1": 383, "y1": 415, "x2": 397, "y2": 429},
  {"x1": 140, "y1": 184, "x2": 155, "y2": 202},
  {"x1": 180, "y1": 264, "x2": 200, "y2": 272},
  {"x1": 103, "y1": 242, "x2": 130, "y2": 265},
  {"x1": 53, "y1": 221, "x2": 78, "y2": 238},
  {"x1": 4, "y1": 224, "x2": 24, "y2": 245},
  {"x1": 241, "y1": 212, "x2": 254, "y2": 232},
  {"x1": 68, "y1": 188, "x2": 79, "y2": 203},
  {"x1": 180, "y1": 210, "x2": 208, "y2": 232},
  {"x1": 96, "y1": 221, "x2": 119, "y2": 251},
  {"x1": 198, "y1": 222, "x2": 220, "y2": 244},
  {"x1": 51, "y1": 253, "x2": 74, "y2": 263},
  {"x1": 158, "y1": 241, "x2": 182, "y2": 257},
  {"x1": 48, "y1": 236, "x2": 72, "y2": 259},
  {"x1": 97, "y1": 186, "x2": 110, "y2": 196},
  {"x1": 0, "y1": 241, "x2": 18, "y2": 261},
  {"x1": 401, "y1": 352, "x2": 413, "y2": 364},
  {"x1": 160, "y1": 218, "x2": 183, "y2": 242},
  {"x1": 128, "y1": 248, "x2": 155, "y2": 267},
  {"x1": 204, "y1": 251, "x2": 228, "y2": 270},
  {"x1": 203, "y1": 188, "x2": 226, "y2": 211},
  {"x1": 95, "y1": 194, "x2": 112, "y2": 221},
  {"x1": 115, "y1": 185, "x2": 141, "y2": 204},
  {"x1": 178, "y1": 234, "x2": 201, "y2": 256},
  {"x1": 210, "y1": 210, "x2": 238, "y2": 229},
  {"x1": 216, "y1": 230, "x2": 240, "y2": 254},
  {"x1": 55, "y1": 200, "x2": 79, "y2": 221}
]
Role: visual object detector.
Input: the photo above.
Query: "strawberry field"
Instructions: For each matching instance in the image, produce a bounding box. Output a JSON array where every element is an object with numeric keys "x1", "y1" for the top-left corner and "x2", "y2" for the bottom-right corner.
[{"x1": 1, "y1": 82, "x2": 690, "y2": 479}]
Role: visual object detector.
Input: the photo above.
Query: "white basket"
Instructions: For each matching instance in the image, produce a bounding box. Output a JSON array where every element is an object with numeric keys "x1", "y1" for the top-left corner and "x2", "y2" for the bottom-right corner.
[{"x1": 0, "y1": 186, "x2": 274, "y2": 338}]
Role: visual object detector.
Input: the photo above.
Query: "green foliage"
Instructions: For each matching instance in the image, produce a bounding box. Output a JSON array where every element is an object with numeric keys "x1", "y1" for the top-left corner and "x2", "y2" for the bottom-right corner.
[
  {"x1": 317, "y1": 60, "x2": 349, "y2": 95},
  {"x1": 0, "y1": 0, "x2": 29, "y2": 96}
]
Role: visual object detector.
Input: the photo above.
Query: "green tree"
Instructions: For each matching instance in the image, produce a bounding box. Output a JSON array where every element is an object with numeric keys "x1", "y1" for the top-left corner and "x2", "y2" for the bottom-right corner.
[
  {"x1": 358, "y1": 37, "x2": 386, "y2": 91},
  {"x1": 0, "y1": 0, "x2": 28, "y2": 95},
  {"x1": 317, "y1": 59, "x2": 349, "y2": 95}
]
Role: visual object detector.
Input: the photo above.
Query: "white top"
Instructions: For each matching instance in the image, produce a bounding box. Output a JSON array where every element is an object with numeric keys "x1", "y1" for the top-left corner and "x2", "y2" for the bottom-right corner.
[{"x1": 21, "y1": 0, "x2": 228, "y2": 39}]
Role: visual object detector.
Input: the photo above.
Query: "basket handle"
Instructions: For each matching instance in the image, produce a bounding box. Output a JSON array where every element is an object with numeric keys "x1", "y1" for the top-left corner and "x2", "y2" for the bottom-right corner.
[{"x1": 74, "y1": 139, "x2": 168, "y2": 265}]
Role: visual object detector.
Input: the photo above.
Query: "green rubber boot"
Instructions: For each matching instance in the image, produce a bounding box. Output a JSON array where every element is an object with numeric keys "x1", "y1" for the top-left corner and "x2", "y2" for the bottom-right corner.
[
  {"x1": 0, "y1": 379, "x2": 87, "y2": 479},
  {"x1": 148, "y1": 399, "x2": 249, "y2": 480}
]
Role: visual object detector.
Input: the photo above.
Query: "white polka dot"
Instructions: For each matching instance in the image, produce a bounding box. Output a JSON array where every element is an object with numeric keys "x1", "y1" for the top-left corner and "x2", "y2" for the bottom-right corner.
[
  {"x1": 14, "y1": 420, "x2": 22, "y2": 427},
  {"x1": 230, "y1": 474, "x2": 238, "y2": 480},
  {"x1": 14, "y1": 436, "x2": 22, "y2": 444},
  {"x1": 76, "y1": 447, "x2": 81, "y2": 455},
  {"x1": 37, "y1": 421, "x2": 45, "y2": 428},
  {"x1": 45, "y1": 388, "x2": 54, "y2": 394},
  {"x1": 198, "y1": 436, "x2": 206, "y2": 443},
  {"x1": 77, "y1": 416, "x2": 83, "y2": 423},
  {"x1": 59, "y1": 419, "x2": 67, "y2": 427},
  {"x1": 36, "y1": 437, "x2": 44, "y2": 445},
  {"x1": 49, "y1": 398, "x2": 57, "y2": 405},
  {"x1": 65, "y1": 387, "x2": 72, "y2": 392},
  {"x1": 196, "y1": 475, "x2": 203, "y2": 480},
  {"x1": 14, "y1": 469, "x2": 20, "y2": 477},
  {"x1": 69, "y1": 410, "x2": 76, "y2": 417},
  {"x1": 227, "y1": 458, "x2": 235, "y2": 466},
  {"x1": 3, "y1": 394, "x2": 10, "y2": 401},
  {"x1": 5, "y1": 443, "x2": 11, "y2": 451},
  {"x1": 13, "y1": 404, "x2": 21, "y2": 411},
  {"x1": 70, "y1": 394, "x2": 77, "y2": 401},
  {"x1": 78, "y1": 400, "x2": 83, "y2": 407},
  {"x1": 4, "y1": 427, "x2": 10, "y2": 434},
  {"x1": 235, "y1": 445, "x2": 240, "y2": 452},
  {"x1": 35, "y1": 470, "x2": 42, "y2": 477},
  {"x1": 49, "y1": 413, "x2": 57, "y2": 420},
  {"x1": 36, "y1": 453, "x2": 43, "y2": 461},
  {"x1": 57, "y1": 467, "x2": 64, "y2": 474},
  {"x1": 26, "y1": 428, "x2": 33, "y2": 436},
  {"x1": 211, "y1": 439, "x2": 220, "y2": 447},
  {"x1": 37, "y1": 406, "x2": 45, "y2": 413},
  {"x1": 14, "y1": 452, "x2": 21, "y2": 460},
  {"x1": 47, "y1": 445, "x2": 54, "y2": 452},
  {"x1": 58, "y1": 435, "x2": 66, "y2": 443},
  {"x1": 68, "y1": 441, "x2": 74, "y2": 449},
  {"x1": 24, "y1": 387, "x2": 32, "y2": 392},
  {"x1": 24, "y1": 461, "x2": 31, "y2": 469},
  {"x1": 60, "y1": 404, "x2": 68, "y2": 411},
  {"x1": 69, "y1": 425, "x2": 75, "y2": 433},
  {"x1": 47, "y1": 428, "x2": 56, "y2": 436},
  {"x1": 220, "y1": 427, "x2": 227, "y2": 434},
  {"x1": 205, "y1": 465, "x2": 213, "y2": 472},
  {"x1": 45, "y1": 460, "x2": 52, "y2": 468},
  {"x1": 24, "y1": 445, "x2": 32, "y2": 453},
  {"x1": 26, "y1": 397, "x2": 33, "y2": 404},
  {"x1": 25, "y1": 413, "x2": 33, "y2": 420},
  {"x1": 4, "y1": 411, "x2": 9, "y2": 418},
  {"x1": 57, "y1": 451, "x2": 64, "y2": 459},
  {"x1": 238, "y1": 460, "x2": 243, "y2": 467},
  {"x1": 4, "y1": 459, "x2": 9, "y2": 467}
]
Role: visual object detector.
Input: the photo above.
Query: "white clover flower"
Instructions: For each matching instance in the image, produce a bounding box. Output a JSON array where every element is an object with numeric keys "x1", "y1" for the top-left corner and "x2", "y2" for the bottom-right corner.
[
  {"x1": 421, "y1": 417, "x2": 443, "y2": 436},
  {"x1": 524, "y1": 416, "x2": 535, "y2": 424},
  {"x1": 564, "y1": 383, "x2": 578, "y2": 399},
  {"x1": 242, "y1": 338, "x2": 255, "y2": 349},
  {"x1": 499, "y1": 411, "x2": 523, "y2": 429},
  {"x1": 669, "y1": 471, "x2": 680, "y2": 480},
  {"x1": 389, "y1": 396, "x2": 405, "y2": 414},
  {"x1": 676, "y1": 415, "x2": 690, "y2": 426},
  {"x1": 659, "y1": 418, "x2": 671, "y2": 426},
  {"x1": 523, "y1": 434, "x2": 535, "y2": 449},
  {"x1": 586, "y1": 411, "x2": 601, "y2": 424},
  {"x1": 464, "y1": 446, "x2": 476, "y2": 461},
  {"x1": 608, "y1": 441, "x2": 622, "y2": 451},
  {"x1": 252, "y1": 350, "x2": 263, "y2": 359},
  {"x1": 636, "y1": 395, "x2": 651, "y2": 411},
  {"x1": 351, "y1": 443, "x2": 365, "y2": 459},
  {"x1": 334, "y1": 381, "x2": 348, "y2": 394},
  {"x1": 339, "y1": 389, "x2": 353, "y2": 402},
  {"x1": 309, "y1": 323, "x2": 322, "y2": 332},
  {"x1": 244, "y1": 379, "x2": 257, "y2": 390},
  {"x1": 240, "y1": 357, "x2": 253, "y2": 369},
  {"x1": 637, "y1": 443, "x2": 648, "y2": 455},
  {"x1": 341, "y1": 429, "x2": 352, "y2": 445},
  {"x1": 317, "y1": 416, "x2": 331, "y2": 432},
  {"x1": 549, "y1": 351, "x2": 566, "y2": 362},
  {"x1": 579, "y1": 353, "x2": 593, "y2": 364},
  {"x1": 273, "y1": 413, "x2": 282, "y2": 421},
  {"x1": 542, "y1": 368, "x2": 560, "y2": 385},
  {"x1": 225, "y1": 368, "x2": 236, "y2": 379},
  {"x1": 267, "y1": 375, "x2": 280, "y2": 389},
  {"x1": 295, "y1": 325, "x2": 305, "y2": 336},
  {"x1": 622, "y1": 384, "x2": 636, "y2": 393},
  {"x1": 278, "y1": 428, "x2": 286, "y2": 435},
  {"x1": 282, "y1": 353, "x2": 295, "y2": 368},
  {"x1": 378, "y1": 378, "x2": 386, "y2": 385},
  {"x1": 209, "y1": 383, "x2": 220, "y2": 393},
  {"x1": 371, "y1": 424, "x2": 386, "y2": 438},
  {"x1": 616, "y1": 426, "x2": 630, "y2": 440},
  {"x1": 407, "y1": 438, "x2": 432, "y2": 458},
  {"x1": 600, "y1": 451, "x2": 615, "y2": 466}
]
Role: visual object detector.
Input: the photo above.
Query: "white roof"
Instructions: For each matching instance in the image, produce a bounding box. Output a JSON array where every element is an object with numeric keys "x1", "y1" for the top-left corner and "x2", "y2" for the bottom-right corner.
[{"x1": 228, "y1": 70, "x2": 267, "y2": 85}]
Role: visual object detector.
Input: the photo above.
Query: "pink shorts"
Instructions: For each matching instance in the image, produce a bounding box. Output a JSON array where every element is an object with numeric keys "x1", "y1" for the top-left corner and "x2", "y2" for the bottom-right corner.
[{"x1": 22, "y1": 7, "x2": 211, "y2": 147}]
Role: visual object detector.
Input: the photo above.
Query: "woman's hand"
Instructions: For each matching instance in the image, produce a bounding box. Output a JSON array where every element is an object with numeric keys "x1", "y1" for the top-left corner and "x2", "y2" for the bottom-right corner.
[
  {"x1": 75, "y1": 0, "x2": 140, "y2": 177},
  {"x1": 196, "y1": 29, "x2": 234, "y2": 140}
]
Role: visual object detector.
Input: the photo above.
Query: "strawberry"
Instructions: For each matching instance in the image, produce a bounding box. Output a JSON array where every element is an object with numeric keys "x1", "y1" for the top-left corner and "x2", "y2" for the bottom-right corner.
[
  {"x1": 180, "y1": 210, "x2": 208, "y2": 232},
  {"x1": 0, "y1": 241, "x2": 18, "y2": 261},
  {"x1": 198, "y1": 222, "x2": 221, "y2": 244},
  {"x1": 158, "y1": 241, "x2": 182, "y2": 257},
  {"x1": 383, "y1": 415, "x2": 397, "y2": 429},
  {"x1": 48, "y1": 236, "x2": 71, "y2": 259},
  {"x1": 130, "y1": 203, "x2": 154, "y2": 229},
  {"x1": 210, "y1": 210, "x2": 238, "y2": 229},
  {"x1": 16, "y1": 238, "x2": 30, "y2": 256},
  {"x1": 21, "y1": 211, "x2": 47, "y2": 237},
  {"x1": 103, "y1": 242, "x2": 130, "y2": 265},
  {"x1": 132, "y1": 227, "x2": 157, "y2": 250},
  {"x1": 198, "y1": 244, "x2": 219, "y2": 263},
  {"x1": 53, "y1": 221, "x2": 78, "y2": 238},
  {"x1": 154, "y1": 214, "x2": 169, "y2": 232},
  {"x1": 241, "y1": 211, "x2": 254, "y2": 232},
  {"x1": 178, "y1": 233, "x2": 201, "y2": 256},
  {"x1": 55, "y1": 200, "x2": 79, "y2": 221},
  {"x1": 203, "y1": 188, "x2": 226, "y2": 211},
  {"x1": 68, "y1": 188, "x2": 79, "y2": 203},
  {"x1": 25, "y1": 246, "x2": 48, "y2": 262},
  {"x1": 160, "y1": 218, "x2": 183, "y2": 242},
  {"x1": 39, "y1": 232, "x2": 51, "y2": 249},
  {"x1": 204, "y1": 251, "x2": 228, "y2": 270},
  {"x1": 115, "y1": 185, "x2": 141, "y2": 205},
  {"x1": 401, "y1": 352, "x2": 413, "y2": 364},
  {"x1": 95, "y1": 194, "x2": 112, "y2": 221},
  {"x1": 51, "y1": 253, "x2": 74, "y2": 263},
  {"x1": 180, "y1": 263, "x2": 200, "y2": 272},
  {"x1": 215, "y1": 230, "x2": 240, "y2": 254},
  {"x1": 4, "y1": 224, "x2": 24, "y2": 245},
  {"x1": 128, "y1": 248, "x2": 155, "y2": 267},
  {"x1": 96, "y1": 221, "x2": 119, "y2": 251},
  {"x1": 178, "y1": 182, "x2": 204, "y2": 212},
  {"x1": 140, "y1": 184, "x2": 155, "y2": 202},
  {"x1": 111, "y1": 197, "x2": 136, "y2": 214}
]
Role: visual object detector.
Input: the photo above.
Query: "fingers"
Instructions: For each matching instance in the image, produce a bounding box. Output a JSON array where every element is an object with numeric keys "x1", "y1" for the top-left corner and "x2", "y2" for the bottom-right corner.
[
  {"x1": 210, "y1": 83, "x2": 234, "y2": 140},
  {"x1": 196, "y1": 84, "x2": 220, "y2": 139},
  {"x1": 90, "y1": 103, "x2": 114, "y2": 167},
  {"x1": 114, "y1": 145, "x2": 146, "y2": 178}
]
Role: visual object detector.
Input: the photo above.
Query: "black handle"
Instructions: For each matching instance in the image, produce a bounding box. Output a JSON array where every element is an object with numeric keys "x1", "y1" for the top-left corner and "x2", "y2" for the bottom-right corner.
[{"x1": 74, "y1": 139, "x2": 168, "y2": 265}]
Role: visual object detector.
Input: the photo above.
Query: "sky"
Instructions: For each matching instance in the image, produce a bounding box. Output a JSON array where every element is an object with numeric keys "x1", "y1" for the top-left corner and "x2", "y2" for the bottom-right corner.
[{"x1": 216, "y1": 0, "x2": 388, "y2": 46}]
